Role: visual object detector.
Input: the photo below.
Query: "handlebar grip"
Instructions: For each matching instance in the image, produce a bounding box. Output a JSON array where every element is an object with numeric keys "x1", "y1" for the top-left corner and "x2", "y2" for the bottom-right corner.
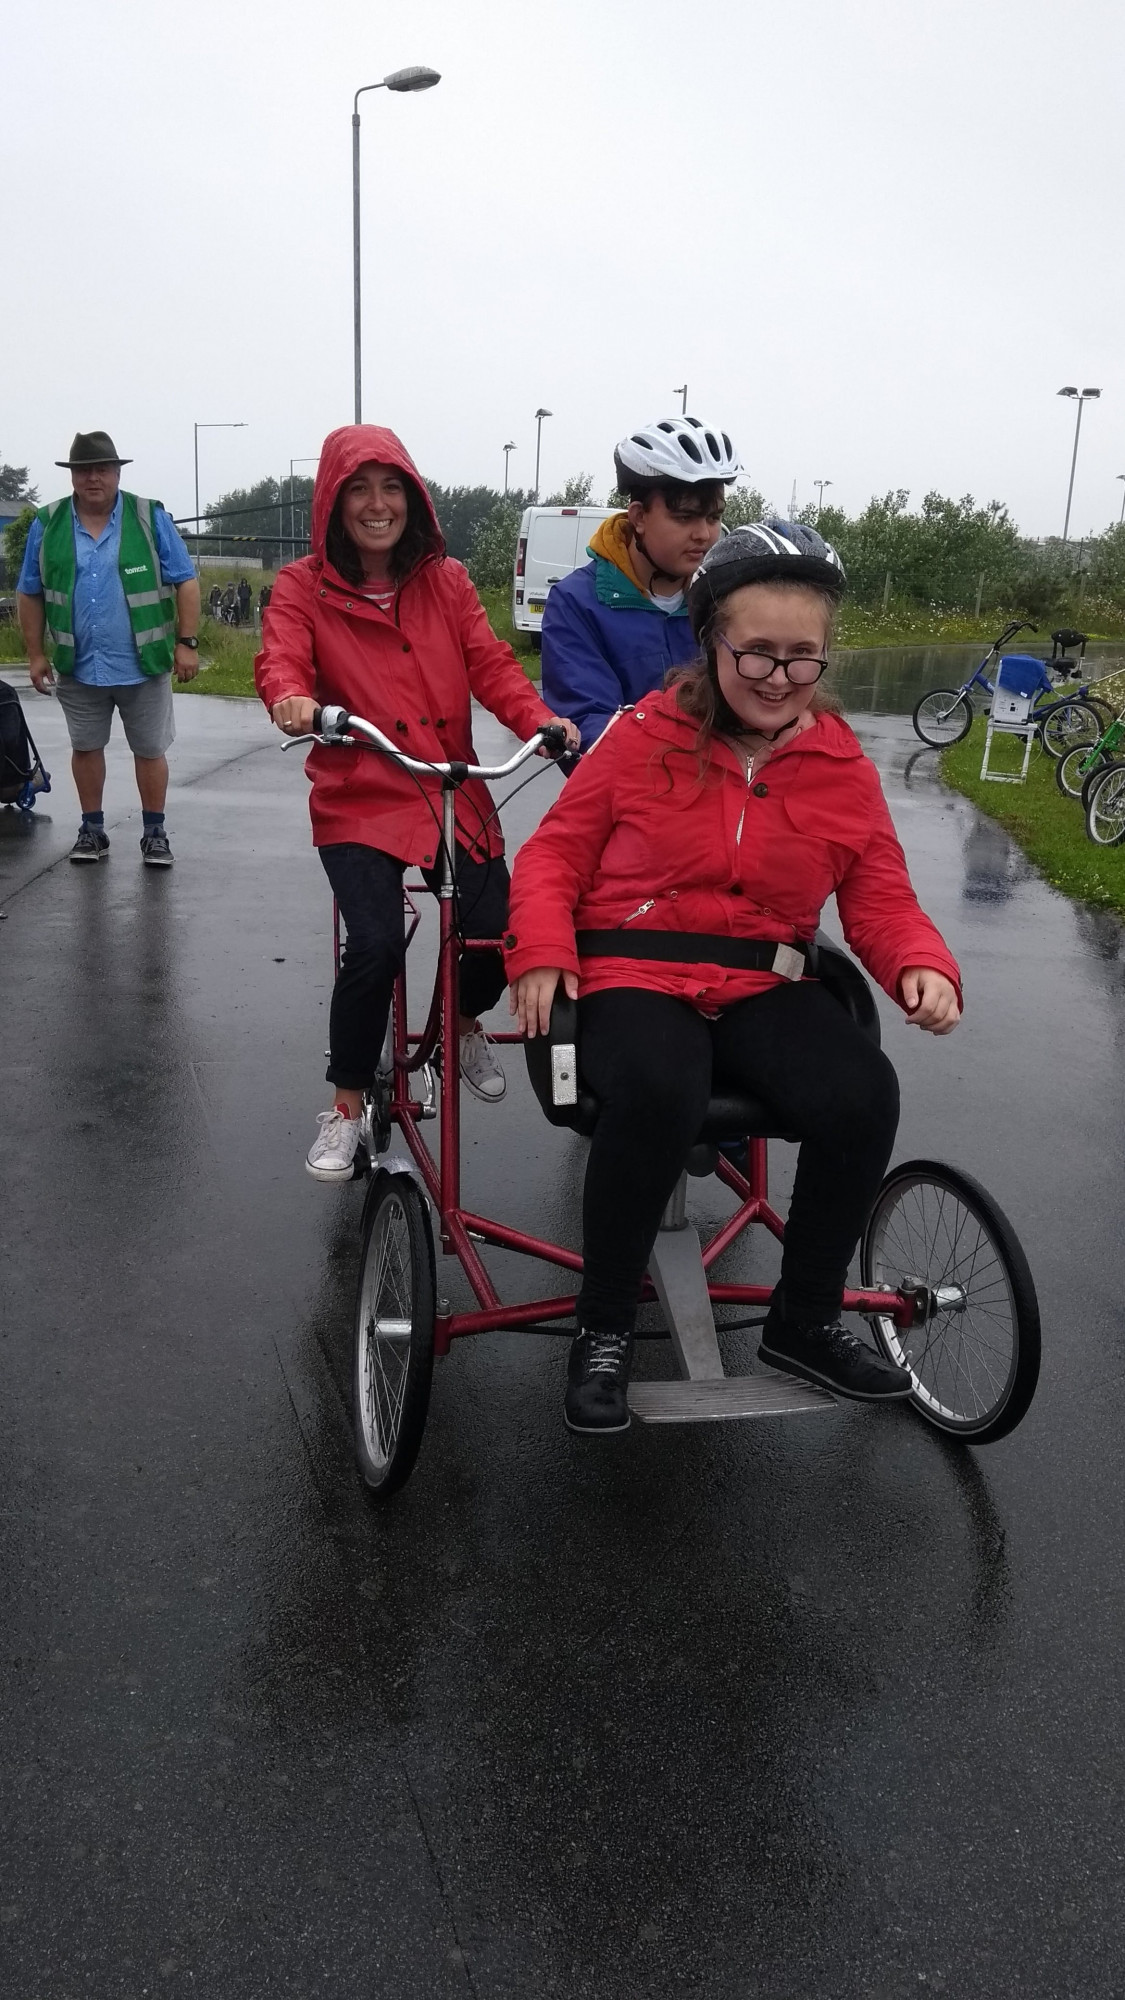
[
  {"x1": 539, "y1": 722, "x2": 570, "y2": 756},
  {"x1": 311, "y1": 705, "x2": 323, "y2": 734}
]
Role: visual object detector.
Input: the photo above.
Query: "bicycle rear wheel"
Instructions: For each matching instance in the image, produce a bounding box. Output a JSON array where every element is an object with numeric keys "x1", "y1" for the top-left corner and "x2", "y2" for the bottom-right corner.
[
  {"x1": 1085, "y1": 761, "x2": 1125, "y2": 846},
  {"x1": 1039, "y1": 699, "x2": 1103, "y2": 760},
  {"x1": 913, "y1": 689, "x2": 973, "y2": 747},
  {"x1": 860, "y1": 1160, "x2": 1040, "y2": 1444},
  {"x1": 353, "y1": 1170, "x2": 435, "y2": 1498}
]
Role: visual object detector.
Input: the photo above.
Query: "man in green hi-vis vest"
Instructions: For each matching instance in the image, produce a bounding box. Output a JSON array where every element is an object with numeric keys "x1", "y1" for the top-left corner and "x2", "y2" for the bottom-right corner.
[{"x1": 16, "y1": 430, "x2": 201, "y2": 867}]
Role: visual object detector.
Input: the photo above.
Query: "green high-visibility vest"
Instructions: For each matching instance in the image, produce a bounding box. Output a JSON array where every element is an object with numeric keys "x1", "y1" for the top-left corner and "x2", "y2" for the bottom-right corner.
[{"x1": 37, "y1": 492, "x2": 178, "y2": 677}]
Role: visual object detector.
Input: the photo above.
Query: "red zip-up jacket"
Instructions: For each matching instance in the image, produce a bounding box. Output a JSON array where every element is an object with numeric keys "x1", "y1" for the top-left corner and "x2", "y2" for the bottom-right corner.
[
  {"x1": 254, "y1": 426, "x2": 553, "y2": 864},
  {"x1": 504, "y1": 691, "x2": 961, "y2": 1012}
]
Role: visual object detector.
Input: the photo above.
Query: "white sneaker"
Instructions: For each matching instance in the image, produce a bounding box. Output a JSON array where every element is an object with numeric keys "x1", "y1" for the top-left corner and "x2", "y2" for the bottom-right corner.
[
  {"x1": 460, "y1": 1024, "x2": 506, "y2": 1102},
  {"x1": 305, "y1": 1106, "x2": 361, "y2": 1181}
]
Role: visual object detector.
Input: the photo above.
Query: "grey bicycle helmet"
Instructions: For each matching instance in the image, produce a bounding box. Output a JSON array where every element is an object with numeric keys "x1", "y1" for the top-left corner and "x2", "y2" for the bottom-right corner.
[
  {"x1": 688, "y1": 519, "x2": 846, "y2": 639},
  {"x1": 614, "y1": 416, "x2": 742, "y2": 495}
]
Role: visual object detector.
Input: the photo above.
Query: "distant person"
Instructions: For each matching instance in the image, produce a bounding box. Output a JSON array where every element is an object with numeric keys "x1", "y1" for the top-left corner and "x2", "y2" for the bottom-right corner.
[
  {"x1": 237, "y1": 577, "x2": 252, "y2": 623},
  {"x1": 541, "y1": 416, "x2": 741, "y2": 750},
  {"x1": 208, "y1": 583, "x2": 222, "y2": 618},
  {"x1": 220, "y1": 584, "x2": 236, "y2": 624},
  {"x1": 255, "y1": 423, "x2": 579, "y2": 1182},
  {"x1": 258, "y1": 582, "x2": 272, "y2": 614},
  {"x1": 16, "y1": 430, "x2": 200, "y2": 867}
]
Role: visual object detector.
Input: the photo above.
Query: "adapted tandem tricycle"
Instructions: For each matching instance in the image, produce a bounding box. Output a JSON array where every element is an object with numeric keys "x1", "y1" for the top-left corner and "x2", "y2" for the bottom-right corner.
[{"x1": 288, "y1": 706, "x2": 1041, "y2": 1499}]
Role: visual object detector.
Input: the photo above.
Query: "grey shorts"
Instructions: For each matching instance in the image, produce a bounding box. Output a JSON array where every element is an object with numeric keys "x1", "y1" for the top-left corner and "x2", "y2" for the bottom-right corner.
[{"x1": 55, "y1": 673, "x2": 176, "y2": 758}]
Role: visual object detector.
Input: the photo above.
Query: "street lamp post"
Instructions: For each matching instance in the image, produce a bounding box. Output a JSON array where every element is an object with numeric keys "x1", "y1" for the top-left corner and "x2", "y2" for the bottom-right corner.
[
  {"x1": 813, "y1": 478, "x2": 833, "y2": 523},
  {"x1": 193, "y1": 420, "x2": 247, "y2": 567},
  {"x1": 1057, "y1": 386, "x2": 1101, "y2": 541},
  {"x1": 533, "y1": 408, "x2": 552, "y2": 504},
  {"x1": 673, "y1": 384, "x2": 688, "y2": 415},
  {"x1": 1117, "y1": 473, "x2": 1125, "y2": 527},
  {"x1": 353, "y1": 65, "x2": 441, "y2": 423},
  {"x1": 503, "y1": 442, "x2": 517, "y2": 495}
]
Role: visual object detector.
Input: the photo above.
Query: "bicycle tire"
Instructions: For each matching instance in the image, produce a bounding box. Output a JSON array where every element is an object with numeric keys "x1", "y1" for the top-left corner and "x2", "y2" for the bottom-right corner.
[
  {"x1": 1085, "y1": 761, "x2": 1125, "y2": 847},
  {"x1": 912, "y1": 689, "x2": 973, "y2": 747},
  {"x1": 352, "y1": 1170, "x2": 436, "y2": 1499},
  {"x1": 860, "y1": 1159, "x2": 1040, "y2": 1444},
  {"x1": 1039, "y1": 699, "x2": 1103, "y2": 761},
  {"x1": 1056, "y1": 742, "x2": 1105, "y2": 800}
]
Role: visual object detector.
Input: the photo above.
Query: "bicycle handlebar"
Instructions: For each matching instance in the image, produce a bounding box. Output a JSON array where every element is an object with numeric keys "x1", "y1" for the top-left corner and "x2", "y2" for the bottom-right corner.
[
  {"x1": 992, "y1": 619, "x2": 1037, "y2": 649},
  {"x1": 291, "y1": 705, "x2": 570, "y2": 781}
]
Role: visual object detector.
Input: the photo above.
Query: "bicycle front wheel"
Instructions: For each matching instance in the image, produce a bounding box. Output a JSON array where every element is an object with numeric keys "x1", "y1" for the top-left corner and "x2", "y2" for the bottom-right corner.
[
  {"x1": 1085, "y1": 761, "x2": 1125, "y2": 847},
  {"x1": 1039, "y1": 699, "x2": 1103, "y2": 760},
  {"x1": 353, "y1": 1170, "x2": 435, "y2": 1499},
  {"x1": 860, "y1": 1160, "x2": 1040, "y2": 1444},
  {"x1": 1056, "y1": 743, "x2": 1103, "y2": 799},
  {"x1": 913, "y1": 689, "x2": 973, "y2": 747}
]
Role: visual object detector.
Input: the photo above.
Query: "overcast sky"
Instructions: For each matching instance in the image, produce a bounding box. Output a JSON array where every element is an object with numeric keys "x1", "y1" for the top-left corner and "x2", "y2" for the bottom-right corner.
[{"x1": 6, "y1": 0, "x2": 1124, "y2": 540}]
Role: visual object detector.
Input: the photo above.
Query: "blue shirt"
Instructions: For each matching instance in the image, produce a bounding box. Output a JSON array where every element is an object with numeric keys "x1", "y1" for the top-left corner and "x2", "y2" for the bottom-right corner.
[{"x1": 18, "y1": 496, "x2": 196, "y2": 686}]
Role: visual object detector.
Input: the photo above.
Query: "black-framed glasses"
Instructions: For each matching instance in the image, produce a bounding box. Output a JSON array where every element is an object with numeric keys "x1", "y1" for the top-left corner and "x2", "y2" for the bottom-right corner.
[{"x1": 717, "y1": 633, "x2": 829, "y2": 685}]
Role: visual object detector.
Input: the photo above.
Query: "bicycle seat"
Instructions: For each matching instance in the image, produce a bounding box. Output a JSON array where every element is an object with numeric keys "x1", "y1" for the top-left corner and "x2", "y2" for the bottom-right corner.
[{"x1": 524, "y1": 934, "x2": 880, "y2": 1144}]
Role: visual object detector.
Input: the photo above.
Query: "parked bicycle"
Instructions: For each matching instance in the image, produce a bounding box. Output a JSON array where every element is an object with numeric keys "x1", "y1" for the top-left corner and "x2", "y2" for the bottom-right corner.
[
  {"x1": 1054, "y1": 705, "x2": 1125, "y2": 803},
  {"x1": 912, "y1": 622, "x2": 1109, "y2": 756},
  {"x1": 1085, "y1": 757, "x2": 1125, "y2": 846}
]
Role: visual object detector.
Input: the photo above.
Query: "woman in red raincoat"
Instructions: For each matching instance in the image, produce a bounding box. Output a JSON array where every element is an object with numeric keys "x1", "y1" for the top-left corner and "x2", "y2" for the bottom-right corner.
[
  {"x1": 505, "y1": 522, "x2": 962, "y2": 1436},
  {"x1": 255, "y1": 425, "x2": 577, "y2": 1181}
]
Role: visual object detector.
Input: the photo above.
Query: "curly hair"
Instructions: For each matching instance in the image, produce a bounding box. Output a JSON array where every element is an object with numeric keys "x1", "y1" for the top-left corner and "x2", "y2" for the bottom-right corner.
[{"x1": 324, "y1": 473, "x2": 443, "y2": 588}]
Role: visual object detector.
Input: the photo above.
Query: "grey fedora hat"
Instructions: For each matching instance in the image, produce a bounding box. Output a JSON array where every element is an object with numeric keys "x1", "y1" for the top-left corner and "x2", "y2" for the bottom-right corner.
[{"x1": 55, "y1": 430, "x2": 131, "y2": 468}]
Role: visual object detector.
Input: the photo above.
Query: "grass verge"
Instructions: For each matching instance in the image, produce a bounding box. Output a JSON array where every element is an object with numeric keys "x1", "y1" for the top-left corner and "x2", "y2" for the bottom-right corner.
[{"x1": 941, "y1": 717, "x2": 1125, "y2": 916}]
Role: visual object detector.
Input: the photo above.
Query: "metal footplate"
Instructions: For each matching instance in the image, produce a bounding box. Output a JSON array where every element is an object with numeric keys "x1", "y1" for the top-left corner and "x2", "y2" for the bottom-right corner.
[{"x1": 628, "y1": 1376, "x2": 836, "y2": 1424}]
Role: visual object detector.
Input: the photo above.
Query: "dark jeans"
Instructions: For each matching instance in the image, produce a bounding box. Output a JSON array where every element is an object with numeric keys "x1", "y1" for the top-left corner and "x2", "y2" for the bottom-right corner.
[
  {"x1": 574, "y1": 984, "x2": 900, "y2": 1335},
  {"x1": 319, "y1": 842, "x2": 511, "y2": 1089}
]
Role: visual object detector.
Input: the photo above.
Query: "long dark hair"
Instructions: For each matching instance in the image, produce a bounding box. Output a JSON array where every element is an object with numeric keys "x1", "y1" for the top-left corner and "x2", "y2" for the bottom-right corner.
[{"x1": 325, "y1": 473, "x2": 443, "y2": 588}]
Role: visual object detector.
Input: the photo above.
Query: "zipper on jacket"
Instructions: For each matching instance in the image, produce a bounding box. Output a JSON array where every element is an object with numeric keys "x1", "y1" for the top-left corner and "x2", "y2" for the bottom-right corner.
[
  {"x1": 621, "y1": 898, "x2": 656, "y2": 925},
  {"x1": 734, "y1": 762, "x2": 753, "y2": 847}
]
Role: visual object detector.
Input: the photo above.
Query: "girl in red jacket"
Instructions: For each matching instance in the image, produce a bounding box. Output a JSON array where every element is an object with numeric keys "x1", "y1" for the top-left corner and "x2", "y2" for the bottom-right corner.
[
  {"x1": 505, "y1": 523, "x2": 961, "y2": 1434},
  {"x1": 255, "y1": 426, "x2": 577, "y2": 1181}
]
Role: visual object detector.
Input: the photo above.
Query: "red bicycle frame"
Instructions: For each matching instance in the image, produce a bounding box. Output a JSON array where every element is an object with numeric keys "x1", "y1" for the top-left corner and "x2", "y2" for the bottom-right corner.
[{"x1": 377, "y1": 779, "x2": 918, "y2": 1358}]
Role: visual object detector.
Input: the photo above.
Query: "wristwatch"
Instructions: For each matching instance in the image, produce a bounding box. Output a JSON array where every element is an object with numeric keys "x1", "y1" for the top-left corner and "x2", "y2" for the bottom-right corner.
[{"x1": 176, "y1": 635, "x2": 200, "y2": 650}]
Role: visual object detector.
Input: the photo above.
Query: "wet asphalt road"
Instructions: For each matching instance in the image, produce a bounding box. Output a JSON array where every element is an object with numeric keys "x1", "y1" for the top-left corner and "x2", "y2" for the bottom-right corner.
[{"x1": 2, "y1": 678, "x2": 1124, "y2": 2000}]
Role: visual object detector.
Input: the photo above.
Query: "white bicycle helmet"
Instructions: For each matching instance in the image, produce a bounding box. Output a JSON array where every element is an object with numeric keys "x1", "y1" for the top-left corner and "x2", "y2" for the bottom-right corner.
[{"x1": 614, "y1": 417, "x2": 742, "y2": 493}]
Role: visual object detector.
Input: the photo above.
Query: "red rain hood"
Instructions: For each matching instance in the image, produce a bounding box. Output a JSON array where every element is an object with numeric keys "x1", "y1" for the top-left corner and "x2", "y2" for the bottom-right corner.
[{"x1": 309, "y1": 425, "x2": 445, "y2": 566}]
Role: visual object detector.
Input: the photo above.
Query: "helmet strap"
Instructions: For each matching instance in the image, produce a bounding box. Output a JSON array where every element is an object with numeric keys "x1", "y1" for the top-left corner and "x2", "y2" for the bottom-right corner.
[{"x1": 632, "y1": 529, "x2": 684, "y2": 592}]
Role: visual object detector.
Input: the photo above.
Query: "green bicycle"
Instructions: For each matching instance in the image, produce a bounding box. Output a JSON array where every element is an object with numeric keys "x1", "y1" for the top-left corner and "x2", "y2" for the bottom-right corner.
[
  {"x1": 1055, "y1": 707, "x2": 1125, "y2": 804},
  {"x1": 1084, "y1": 759, "x2": 1125, "y2": 846}
]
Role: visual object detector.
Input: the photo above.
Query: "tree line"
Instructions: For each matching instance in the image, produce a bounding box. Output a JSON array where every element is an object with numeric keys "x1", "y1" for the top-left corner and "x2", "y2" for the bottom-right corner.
[{"x1": 5, "y1": 443, "x2": 1125, "y2": 628}]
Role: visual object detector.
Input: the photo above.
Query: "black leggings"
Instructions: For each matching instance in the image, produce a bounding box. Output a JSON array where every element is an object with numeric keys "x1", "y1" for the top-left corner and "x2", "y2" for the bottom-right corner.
[
  {"x1": 319, "y1": 842, "x2": 510, "y2": 1090},
  {"x1": 574, "y1": 984, "x2": 900, "y2": 1335}
]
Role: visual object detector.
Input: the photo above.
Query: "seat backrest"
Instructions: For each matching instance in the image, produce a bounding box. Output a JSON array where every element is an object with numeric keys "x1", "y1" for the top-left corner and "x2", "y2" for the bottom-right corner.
[{"x1": 523, "y1": 933, "x2": 880, "y2": 1133}]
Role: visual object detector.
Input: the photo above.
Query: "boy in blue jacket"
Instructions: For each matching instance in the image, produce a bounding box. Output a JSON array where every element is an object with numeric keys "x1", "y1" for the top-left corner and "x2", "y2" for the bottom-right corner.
[{"x1": 541, "y1": 416, "x2": 742, "y2": 749}]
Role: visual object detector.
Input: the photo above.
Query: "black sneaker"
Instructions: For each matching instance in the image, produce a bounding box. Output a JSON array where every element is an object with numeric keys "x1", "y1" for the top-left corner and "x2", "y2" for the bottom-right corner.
[
  {"x1": 564, "y1": 1327, "x2": 634, "y2": 1434},
  {"x1": 140, "y1": 827, "x2": 174, "y2": 868},
  {"x1": 69, "y1": 824, "x2": 109, "y2": 863},
  {"x1": 759, "y1": 1302, "x2": 912, "y2": 1402}
]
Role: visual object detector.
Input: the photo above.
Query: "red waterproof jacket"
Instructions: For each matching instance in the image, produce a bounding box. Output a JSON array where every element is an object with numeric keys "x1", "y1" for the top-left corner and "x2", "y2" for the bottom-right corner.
[
  {"x1": 504, "y1": 690, "x2": 962, "y2": 1012},
  {"x1": 254, "y1": 426, "x2": 553, "y2": 863}
]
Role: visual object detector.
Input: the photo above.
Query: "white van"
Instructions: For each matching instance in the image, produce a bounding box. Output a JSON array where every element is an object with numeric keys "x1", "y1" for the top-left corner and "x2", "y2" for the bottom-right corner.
[{"x1": 511, "y1": 505, "x2": 616, "y2": 644}]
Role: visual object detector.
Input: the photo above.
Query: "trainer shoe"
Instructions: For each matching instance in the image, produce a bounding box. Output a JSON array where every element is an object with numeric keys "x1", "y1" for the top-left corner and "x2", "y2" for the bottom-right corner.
[
  {"x1": 758, "y1": 1300, "x2": 912, "y2": 1401},
  {"x1": 305, "y1": 1106, "x2": 361, "y2": 1182},
  {"x1": 140, "y1": 828, "x2": 174, "y2": 868},
  {"x1": 460, "y1": 1023, "x2": 506, "y2": 1102},
  {"x1": 69, "y1": 824, "x2": 109, "y2": 863},
  {"x1": 564, "y1": 1327, "x2": 634, "y2": 1434}
]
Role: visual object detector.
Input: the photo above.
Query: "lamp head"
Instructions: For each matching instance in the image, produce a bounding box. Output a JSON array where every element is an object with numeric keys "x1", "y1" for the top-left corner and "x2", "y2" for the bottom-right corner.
[
  {"x1": 1082, "y1": 387, "x2": 1102, "y2": 399},
  {"x1": 1058, "y1": 386, "x2": 1078, "y2": 398},
  {"x1": 384, "y1": 65, "x2": 441, "y2": 91},
  {"x1": 534, "y1": 407, "x2": 553, "y2": 420}
]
